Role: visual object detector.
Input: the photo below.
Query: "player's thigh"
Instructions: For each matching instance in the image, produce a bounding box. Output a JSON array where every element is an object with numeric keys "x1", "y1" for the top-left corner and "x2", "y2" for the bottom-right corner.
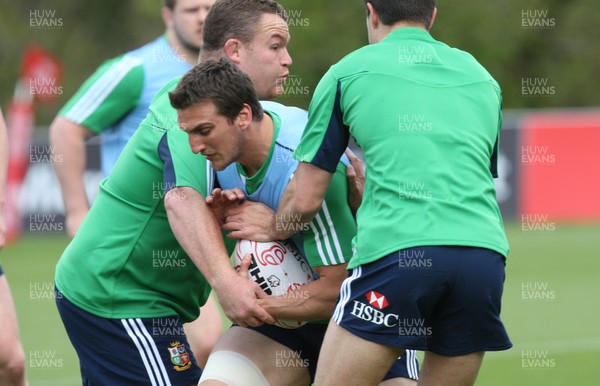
[
  {"x1": 419, "y1": 351, "x2": 484, "y2": 386},
  {"x1": 315, "y1": 321, "x2": 403, "y2": 386},
  {"x1": 200, "y1": 326, "x2": 310, "y2": 386},
  {"x1": 184, "y1": 293, "x2": 224, "y2": 366}
]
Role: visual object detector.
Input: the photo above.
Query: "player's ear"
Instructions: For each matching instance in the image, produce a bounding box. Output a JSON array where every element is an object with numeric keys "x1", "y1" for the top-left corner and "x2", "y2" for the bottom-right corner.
[
  {"x1": 428, "y1": 7, "x2": 437, "y2": 30},
  {"x1": 224, "y1": 39, "x2": 242, "y2": 64},
  {"x1": 162, "y1": 7, "x2": 173, "y2": 30},
  {"x1": 236, "y1": 104, "x2": 252, "y2": 130},
  {"x1": 366, "y1": 2, "x2": 379, "y2": 30}
]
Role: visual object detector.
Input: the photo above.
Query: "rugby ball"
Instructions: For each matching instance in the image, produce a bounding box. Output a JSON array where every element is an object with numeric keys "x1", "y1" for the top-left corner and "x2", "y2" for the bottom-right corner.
[{"x1": 234, "y1": 239, "x2": 314, "y2": 328}]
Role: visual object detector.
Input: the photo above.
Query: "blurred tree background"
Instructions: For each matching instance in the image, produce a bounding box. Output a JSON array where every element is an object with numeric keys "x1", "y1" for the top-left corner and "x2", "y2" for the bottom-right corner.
[{"x1": 0, "y1": 0, "x2": 598, "y2": 125}]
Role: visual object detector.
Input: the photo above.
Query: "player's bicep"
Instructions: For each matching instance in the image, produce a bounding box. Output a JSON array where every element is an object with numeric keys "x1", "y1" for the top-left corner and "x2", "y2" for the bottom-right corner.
[
  {"x1": 303, "y1": 162, "x2": 356, "y2": 267},
  {"x1": 294, "y1": 70, "x2": 348, "y2": 173}
]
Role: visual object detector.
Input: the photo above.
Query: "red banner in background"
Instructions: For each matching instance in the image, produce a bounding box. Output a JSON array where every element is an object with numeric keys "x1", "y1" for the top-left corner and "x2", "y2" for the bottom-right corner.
[
  {"x1": 519, "y1": 112, "x2": 600, "y2": 221},
  {"x1": 21, "y1": 45, "x2": 63, "y2": 105},
  {"x1": 5, "y1": 45, "x2": 62, "y2": 242}
]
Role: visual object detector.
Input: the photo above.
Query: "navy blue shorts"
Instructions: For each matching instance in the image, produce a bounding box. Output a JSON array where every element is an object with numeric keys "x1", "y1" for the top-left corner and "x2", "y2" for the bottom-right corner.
[
  {"x1": 0, "y1": 264, "x2": 3, "y2": 276},
  {"x1": 333, "y1": 246, "x2": 512, "y2": 356},
  {"x1": 55, "y1": 287, "x2": 202, "y2": 385},
  {"x1": 246, "y1": 322, "x2": 419, "y2": 381}
]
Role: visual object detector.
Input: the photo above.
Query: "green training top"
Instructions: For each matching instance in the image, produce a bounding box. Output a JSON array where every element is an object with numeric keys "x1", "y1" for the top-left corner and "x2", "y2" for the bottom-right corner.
[
  {"x1": 293, "y1": 27, "x2": 509, "y2": 269},
  {"x1": 55, "y1": 78, "x2": 213, "y2": 322}
]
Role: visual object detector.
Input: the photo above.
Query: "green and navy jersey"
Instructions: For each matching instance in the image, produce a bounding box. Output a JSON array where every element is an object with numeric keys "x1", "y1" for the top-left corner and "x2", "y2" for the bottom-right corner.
[
  {"x1": 60, "y1": 36, "x2": 191, "y2": 175},
  {"x1": 293, "y1": 27, "x2": 509, "y2": 269},
  {"x1": 217, "y1": 101, "x2": 356, "y2": 269},
  {"x1": 55, "y1": 78, "x2": 213, "y2": 323}
]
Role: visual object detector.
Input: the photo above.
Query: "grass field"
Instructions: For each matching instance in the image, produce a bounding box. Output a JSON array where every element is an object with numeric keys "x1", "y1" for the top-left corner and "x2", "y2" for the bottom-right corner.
[{"x1": 2, "y1": 222, "x2": 599, "y2": 385}]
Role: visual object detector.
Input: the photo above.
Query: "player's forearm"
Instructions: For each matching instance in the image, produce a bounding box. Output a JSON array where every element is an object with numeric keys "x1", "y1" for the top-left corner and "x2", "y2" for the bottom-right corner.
[
  {"x1": 273, "y1": 163, "x2": 331, "y2": 240},
  {"x1": 258, "y1": 277, "x2": 340, "y2": 321},
  {"x1": 167, "y1": 187, "x2": 276, "y2": 326},
  {"x1": 165, "y1": 187, "x2": 237, "y2": 287},
  {"x1": 49, "y1": 117, "x2": 91, "y2": 215},
  {"x1": 258, "y1": 264, "x2": 348, "y2": 321}
]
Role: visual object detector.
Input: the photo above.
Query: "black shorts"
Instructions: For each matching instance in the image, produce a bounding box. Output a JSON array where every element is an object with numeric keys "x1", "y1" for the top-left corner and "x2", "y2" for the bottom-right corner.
[
  {"x1": 246, "y1": 322, "x2": 419, "y2": 381},
  {"x1": 55, "y1": 287, "x2": 202, "y2": 385},
  {"x1": 333, "y1": 246, "x2": 512, "y2": 355}
]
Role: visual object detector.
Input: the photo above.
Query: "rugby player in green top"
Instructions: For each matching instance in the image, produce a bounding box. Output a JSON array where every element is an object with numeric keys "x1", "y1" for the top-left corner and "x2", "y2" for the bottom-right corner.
[
  {"x1": 54, "y1": 0, "x2": 290, "y2": 383},
  {"x1": 169, "y1": 59, "x2": 418, "y2": 385},
  {"x1": 49, "y1": 0, "x2": 223, "y2": 367},
  {"x1": 226, "y1": 1, "x2": 512, "y2": 385}
]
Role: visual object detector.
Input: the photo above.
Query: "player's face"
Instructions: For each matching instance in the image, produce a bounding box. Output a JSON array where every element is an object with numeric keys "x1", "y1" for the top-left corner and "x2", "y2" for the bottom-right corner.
[
  {"x1": 169, "y1": 0, "x2": 215, "y2": 53},
  {"x1": 237, "y1": 13, "x2": 292, "y2": 100},
  {"x1": 178, "y1": 101, "x2": 244, "y2": 171}
]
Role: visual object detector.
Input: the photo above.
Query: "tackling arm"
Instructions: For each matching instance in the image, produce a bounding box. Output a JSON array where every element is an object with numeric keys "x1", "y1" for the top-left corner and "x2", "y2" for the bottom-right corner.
[
  {"x1": 271, "y1": 162, "x2": 333, "y2": 240},
  {"x1": 165, "y1": 186, "x2": 276, "y2": 327},
  {"x1": 257, "y1": 264, "x2": 348, "y2": 321},
  {"x1": 255, "y1": 162, "x2": 355, "y2": 320},
  {"x1": 224, "y1": 162, "x2": 333, "y2": 242}
]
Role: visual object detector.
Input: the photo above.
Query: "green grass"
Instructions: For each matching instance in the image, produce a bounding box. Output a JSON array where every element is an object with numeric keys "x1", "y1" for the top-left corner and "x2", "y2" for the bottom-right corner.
[{"x1": 2, "y1": 223, "x2": 599, "y2": 385}]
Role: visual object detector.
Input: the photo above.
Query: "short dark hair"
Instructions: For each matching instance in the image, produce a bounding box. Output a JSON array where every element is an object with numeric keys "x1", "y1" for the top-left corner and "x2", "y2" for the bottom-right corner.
[
  {"x1": 169, "y1": 58, "x2": 263, "y2": 123},
  {"x1": 203, "y1": 0, "x2": 287, "y2": 53},
  {"x1": 163, "y1": 0, "x2": 176, "y2": 10},
  {"x1": 365, "y1": 0, "x2": 436, "y2": 28}
]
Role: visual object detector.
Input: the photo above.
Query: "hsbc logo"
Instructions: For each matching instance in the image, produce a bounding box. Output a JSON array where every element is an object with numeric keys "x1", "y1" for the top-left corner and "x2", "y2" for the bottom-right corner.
[
  {"x1": 351, "y1": 292, "x2": 434, "y2": 338},
  {"x1": 366, "y1": 291, "x2": 388, "y2": 310},
  {"x1": 351, "y1": 291, "x2": 398, "y2": 327}
]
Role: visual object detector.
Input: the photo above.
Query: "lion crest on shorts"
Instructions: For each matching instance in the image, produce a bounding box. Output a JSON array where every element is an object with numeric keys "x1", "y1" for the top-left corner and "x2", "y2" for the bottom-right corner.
[{"x1": 168, "y1": 341, "x2": 192, "y2": 371}]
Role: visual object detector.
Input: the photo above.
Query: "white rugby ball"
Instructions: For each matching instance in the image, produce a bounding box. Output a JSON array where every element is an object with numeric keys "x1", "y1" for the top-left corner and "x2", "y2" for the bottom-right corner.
[{"x1": 234, "y1": 239, "x2": 314, "y2": 328}]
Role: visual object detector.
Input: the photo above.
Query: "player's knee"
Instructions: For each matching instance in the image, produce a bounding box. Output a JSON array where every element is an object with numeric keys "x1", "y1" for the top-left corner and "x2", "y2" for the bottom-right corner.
[
  {"x1": 0, "y1": 347, "x2": 26, "y2": 386},
  {"x1": 199, "y1": 350, "x2": 269, "y2": 386}
]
